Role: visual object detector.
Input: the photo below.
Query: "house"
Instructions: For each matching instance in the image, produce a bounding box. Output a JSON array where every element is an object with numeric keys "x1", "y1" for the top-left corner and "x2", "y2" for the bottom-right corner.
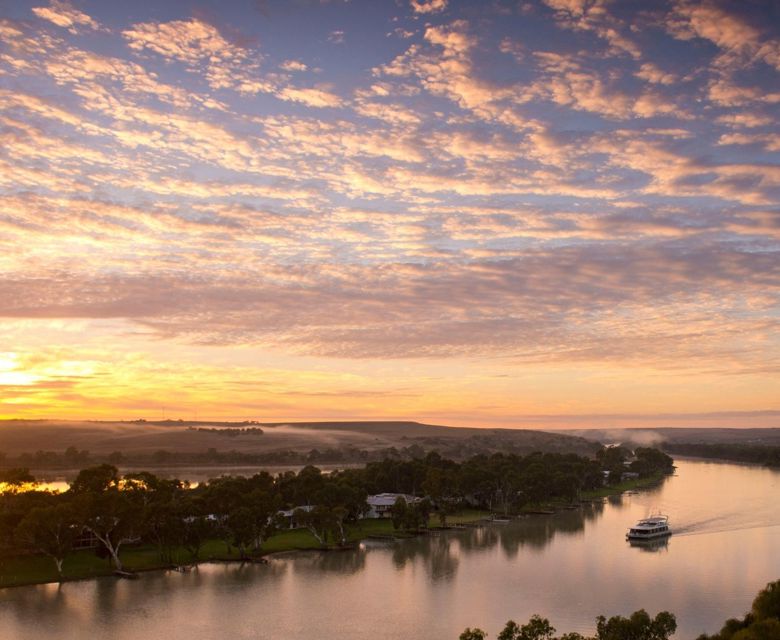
[
  {"x1": 365, "y1": 493, "x2": 421, "y2": 519},
  {"x1": 72, "y1": 527, "x2": 100, "y2": 550},
  {"x1": 276, "y1": 505, "x2": 314, "y2": 529}
]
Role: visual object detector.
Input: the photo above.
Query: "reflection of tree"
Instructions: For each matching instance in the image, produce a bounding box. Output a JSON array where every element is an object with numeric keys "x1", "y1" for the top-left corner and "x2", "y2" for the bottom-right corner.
[
  {"x1": 94, "y1": 576, "x2": 119, "y2": 613},
  {"x1": 607, "y1": 493, "x2": 624, "y2": 508},
  {"x1": 391, "y1": 534, "x2": 459, "y2": 581},
  {"x1": 310, "y1": 548, "x2": 366, "y2": 574},
  {"x1": 456, "y1": 526, "x2": 500, "y2": 554},
  {"x1": 389, "y1": 502, "x2": 607, "y2": 568},
  {"x1": 498, "y1": 504, "x2": 604, "y2": 557},
  {"x1": 185, "y1": 558, "x2": 288, "y2": 590},
  {"x1": 428, "y1": 535, "x2": 459, "y2": 581},
  {"x1": 0, "y1": 582, "x2": 70, "y2": 626},
  {"x1": 287, "y1": 548, "x2": 367, "y2": 576}
]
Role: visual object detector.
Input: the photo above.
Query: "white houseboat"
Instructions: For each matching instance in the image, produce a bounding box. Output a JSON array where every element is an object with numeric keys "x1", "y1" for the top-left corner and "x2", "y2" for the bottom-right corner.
[{"x1": 626, "y1": 514, "x2": 672, "y2": 540}]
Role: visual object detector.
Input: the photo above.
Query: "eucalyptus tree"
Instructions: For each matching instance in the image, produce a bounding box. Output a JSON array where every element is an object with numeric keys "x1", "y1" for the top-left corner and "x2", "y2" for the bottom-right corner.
[
  {"x1": 123, "y1": 472, "x2": 188, "y2": 563},
  {"x1": 69, "y1": 465, "x2": 142, "y2": 572},
  {"x1": 14, "y1": 503, "x2": 82, "y2": 579},
  {"x1": 179, "y1": 496, "x2": 212, "y2": 561}
]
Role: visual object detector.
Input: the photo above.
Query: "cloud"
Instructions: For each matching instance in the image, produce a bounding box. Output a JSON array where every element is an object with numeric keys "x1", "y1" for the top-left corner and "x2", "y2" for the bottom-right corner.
[
  {"x1": 716, "y1": 112, "x2": 774, "y2": 128},
  {"x1": 122, "y1": 18, "x2": 261, "y2": 91},
  {"x1": 535, "y1": 55, "x2": 685, "y2": 120},
  {"x1": 718, "y1": 132, "x2": 780, "y2": 152},
  {"x1": 1, "y1": 0, "x2": 779, "y2": 423},
  {"x1": 328, "y1": 30, "x2": 345, "y2": 44},
  {"x1": 543, "y1": 0, "x2": 641, "y2": 59},
  {"x1": 410, "y1": 0, "x2": 448, "y2": 14},
  {"x1": 635, "y1": 63, "x2": 677, "y2": 85},
  {"x1": 667, "y1": 0, "x2": 780, "y2": 71},
  {"x1": 32, "y1": 1, "x2": 102, "y2": 34},
  {"x1": 1, "y1": 241, "x2": 777, "y2": 374},
  {"x1": 277, "y1": 86, "x2": 344, "y2": 108},
  {"x1": 280, "y1": 59, "x2": 307, "y2": 72}
]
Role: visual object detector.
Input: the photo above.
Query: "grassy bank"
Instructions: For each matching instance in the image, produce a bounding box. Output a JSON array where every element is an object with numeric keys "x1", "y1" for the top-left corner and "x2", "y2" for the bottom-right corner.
[
  {"x1": 581, "y1": 472, "x2": 666, "y2": 499},
  {"x1": 0, "y1": 509, "x2": 490, "y2": 588}
]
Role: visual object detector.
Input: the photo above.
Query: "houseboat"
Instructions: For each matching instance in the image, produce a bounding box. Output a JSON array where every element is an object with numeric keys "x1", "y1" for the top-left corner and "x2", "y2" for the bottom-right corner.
[{"x1": 626, "y1": 514, "x2": 672, "y2": 541}]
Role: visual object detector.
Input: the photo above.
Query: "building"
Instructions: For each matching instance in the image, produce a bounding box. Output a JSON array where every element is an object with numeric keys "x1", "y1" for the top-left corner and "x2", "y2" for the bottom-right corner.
[{"x1": 365, "y1": 493, "x2": 421, "y2": 519}]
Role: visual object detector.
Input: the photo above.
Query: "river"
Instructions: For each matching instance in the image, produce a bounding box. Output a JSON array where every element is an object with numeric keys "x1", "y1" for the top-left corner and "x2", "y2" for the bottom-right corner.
[{"x1": 1, "y1": 459, "x2": 778, "y2": 639}]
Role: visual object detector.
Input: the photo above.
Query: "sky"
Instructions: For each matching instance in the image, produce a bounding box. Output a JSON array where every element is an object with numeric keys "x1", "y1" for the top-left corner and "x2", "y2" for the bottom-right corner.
[{"x1": 0, "y1": 0, "x2": 778, "y2": 429}]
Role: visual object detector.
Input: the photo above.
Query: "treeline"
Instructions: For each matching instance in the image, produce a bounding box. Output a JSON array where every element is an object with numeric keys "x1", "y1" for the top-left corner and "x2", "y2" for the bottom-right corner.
[
  {"x1": 662, "y1": 443, "x2": 780, "y2": 468},
  {"x1": 0, "y1": 445, "x2": 394, "y2": 468},
  {"x1": 457, "y1": 578, "x2": 780, "y2": 640},
  {"x1": 0, "y1": 447, "x2": 673, "y2": 580},
  {"x1": 185, "y1": 427, "x2": 265, "y2": 436},
  {"x1": 0, "y1": 431, "x2": 599, "y2": 470}
]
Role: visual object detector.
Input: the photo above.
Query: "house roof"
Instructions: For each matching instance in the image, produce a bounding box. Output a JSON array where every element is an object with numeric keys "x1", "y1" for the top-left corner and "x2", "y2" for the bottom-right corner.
[{"x1": 367, "y1": 493, "x2": 420, "y2": 507}]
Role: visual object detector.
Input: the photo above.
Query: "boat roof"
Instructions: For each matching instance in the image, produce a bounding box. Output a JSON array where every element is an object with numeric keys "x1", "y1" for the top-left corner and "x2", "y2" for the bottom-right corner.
[{"x1": 634, "y1": 515, "x2": 669, "y2": 526}]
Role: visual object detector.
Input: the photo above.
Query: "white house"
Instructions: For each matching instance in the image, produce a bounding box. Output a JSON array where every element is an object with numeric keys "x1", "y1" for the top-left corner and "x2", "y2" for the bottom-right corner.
[{"x1": 365, "y1": 493, "x2": 421, "y2": 519}]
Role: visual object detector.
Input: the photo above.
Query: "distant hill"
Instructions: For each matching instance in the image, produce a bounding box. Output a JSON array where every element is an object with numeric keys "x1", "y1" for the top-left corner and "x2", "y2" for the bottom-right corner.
[{"x1": 0, "y1": 420, "x2": 599, "y2": 467}]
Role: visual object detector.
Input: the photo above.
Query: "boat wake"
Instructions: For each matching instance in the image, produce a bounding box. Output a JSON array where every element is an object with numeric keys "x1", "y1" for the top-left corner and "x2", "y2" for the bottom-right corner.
[{"x1": 673, "y1": 517, "x2": 780, "y2": 537}]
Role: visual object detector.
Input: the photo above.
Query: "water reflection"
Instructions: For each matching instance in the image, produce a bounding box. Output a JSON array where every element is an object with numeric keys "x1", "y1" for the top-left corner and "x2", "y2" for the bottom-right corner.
[
  {"x1": 288, "y1": 548, "x2": 367, "y2": 575},
  {"x1": 392, "y1": 534, "x2": 460, "y2": 581},
  {"x1": 628, "y1": 538, "x2": 669, "y2": 553}
]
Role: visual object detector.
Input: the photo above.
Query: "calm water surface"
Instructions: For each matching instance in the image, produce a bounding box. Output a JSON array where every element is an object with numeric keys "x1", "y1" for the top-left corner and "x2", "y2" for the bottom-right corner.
[{"x1": 1, "y1": 459, "x2": 779, "y2": 640}]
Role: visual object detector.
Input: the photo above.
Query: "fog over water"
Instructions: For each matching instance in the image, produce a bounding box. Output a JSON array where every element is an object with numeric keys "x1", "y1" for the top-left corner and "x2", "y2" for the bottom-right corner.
[{"x1": 1, "y1": 459, "x2": 778, "y2": 640}]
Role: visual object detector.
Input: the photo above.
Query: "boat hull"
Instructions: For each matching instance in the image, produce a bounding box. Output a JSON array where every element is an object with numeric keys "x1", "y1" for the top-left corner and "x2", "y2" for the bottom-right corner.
[{"x1": 626, "y1": 530, "x2": 672, "y2": 540}]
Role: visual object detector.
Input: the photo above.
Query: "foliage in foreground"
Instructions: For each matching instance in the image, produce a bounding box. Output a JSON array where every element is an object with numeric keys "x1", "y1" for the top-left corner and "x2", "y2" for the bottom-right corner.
[
  {"x1": 459, "y1": 580, "x2": 780, "y2": 640},
  {"x1": 459, "y1": 610, "x2": 676, "y2": 640},
  {"x1": 696, "y1": 580, "x2": 780, "y2": 640}
]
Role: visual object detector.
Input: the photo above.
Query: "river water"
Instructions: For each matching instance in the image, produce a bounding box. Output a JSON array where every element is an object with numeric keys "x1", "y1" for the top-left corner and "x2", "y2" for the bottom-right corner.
[{"x1": 1, "y1": 459, "x2": 778, "y2": 640}]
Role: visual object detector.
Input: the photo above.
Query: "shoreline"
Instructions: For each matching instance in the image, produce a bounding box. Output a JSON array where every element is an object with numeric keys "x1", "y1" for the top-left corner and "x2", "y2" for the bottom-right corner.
[{"x1": 0, "y1": 476, "x2": 667, "y2": 589}]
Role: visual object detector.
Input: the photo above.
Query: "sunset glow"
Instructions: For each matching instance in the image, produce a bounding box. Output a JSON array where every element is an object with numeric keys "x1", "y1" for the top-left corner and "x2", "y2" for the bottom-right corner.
[{"x1": 1, "y1": 0, "x2": 778, "y2": 427}]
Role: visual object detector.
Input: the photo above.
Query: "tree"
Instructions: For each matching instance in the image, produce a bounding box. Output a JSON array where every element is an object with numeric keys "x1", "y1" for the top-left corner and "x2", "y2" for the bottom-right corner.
[
  {"x1": 423, "y1": 467, "x2": 457, "y2": 527},
  {"x1": 331, "y1": 505, "x2": 349, "y2": 545},
  {"x1": 69, "y1": 464, "x2": 119, "y2": 494},
  {"x1": 201, "y1": 476, "x2": 247, "y2": 554},
  {"x1": 697, "y1": 579, "x2": 780, "y2": 640},
  {"x1": 179, "y1": 497, "x2": 212, "y2": 562},
  {"x1": 227, "y1": 507, "x2": 258, "y2": 559},
  {"x1": 69, "y1": 464, "x2": 143, "y2": 571},
  {"x1": 15, "y1": 503, "x2": 81, "y2": 579},
  {"x1": 752, "y1": 580, "x2": 780, "y2": 621},
  {"x1": 391, "y1": 496, "x2": 408, "y2": 530},
  {"x1": 461, "y1": 610, "x2": 676, "y2": 640},
  {"x1": 226, "y1": 489, "x2": 279, "y2": 558},
  {"x1": 498, "y1": 616, "x2": 556, "y2": 640},
  {"x1": 595, "y1": 610, "x2": 676, "y2": 640},
  {"x1": 631, "y1": 449, "x2": 674, "y2": 477},
  {"x1": 730, "y1": 618, "x2": 780, "y2": 640},
  {"x1": 123, "y1": 472, "x2": 186, "y2": 563},
  {"x1": 294, "y1": 506, "x2": 332, "y2": 546},
  {"x1": 0, "y1": 468, "x2": 36, "y2": 494}
]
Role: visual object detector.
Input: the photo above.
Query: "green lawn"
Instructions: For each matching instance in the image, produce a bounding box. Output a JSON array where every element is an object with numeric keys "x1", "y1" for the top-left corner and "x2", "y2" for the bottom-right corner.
[
  {"x1": 581, "y1": 473, "x2": 665, "y2": 499},
  {"x1": 0, "y1": 509, "x2": 490, "y2": 588}
]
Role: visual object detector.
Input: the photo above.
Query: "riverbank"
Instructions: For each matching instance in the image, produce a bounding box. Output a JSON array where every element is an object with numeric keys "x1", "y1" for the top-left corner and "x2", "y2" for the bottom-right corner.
[
  {"x1": 0, "y1": 510, "x2": 490, "y2": 588},
  {"x1": 580, "y1": 472, "x2": 666, "y2": 499},
  {"x1": 0, "y1": 476, "x2": 667, "y2": 589}
]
